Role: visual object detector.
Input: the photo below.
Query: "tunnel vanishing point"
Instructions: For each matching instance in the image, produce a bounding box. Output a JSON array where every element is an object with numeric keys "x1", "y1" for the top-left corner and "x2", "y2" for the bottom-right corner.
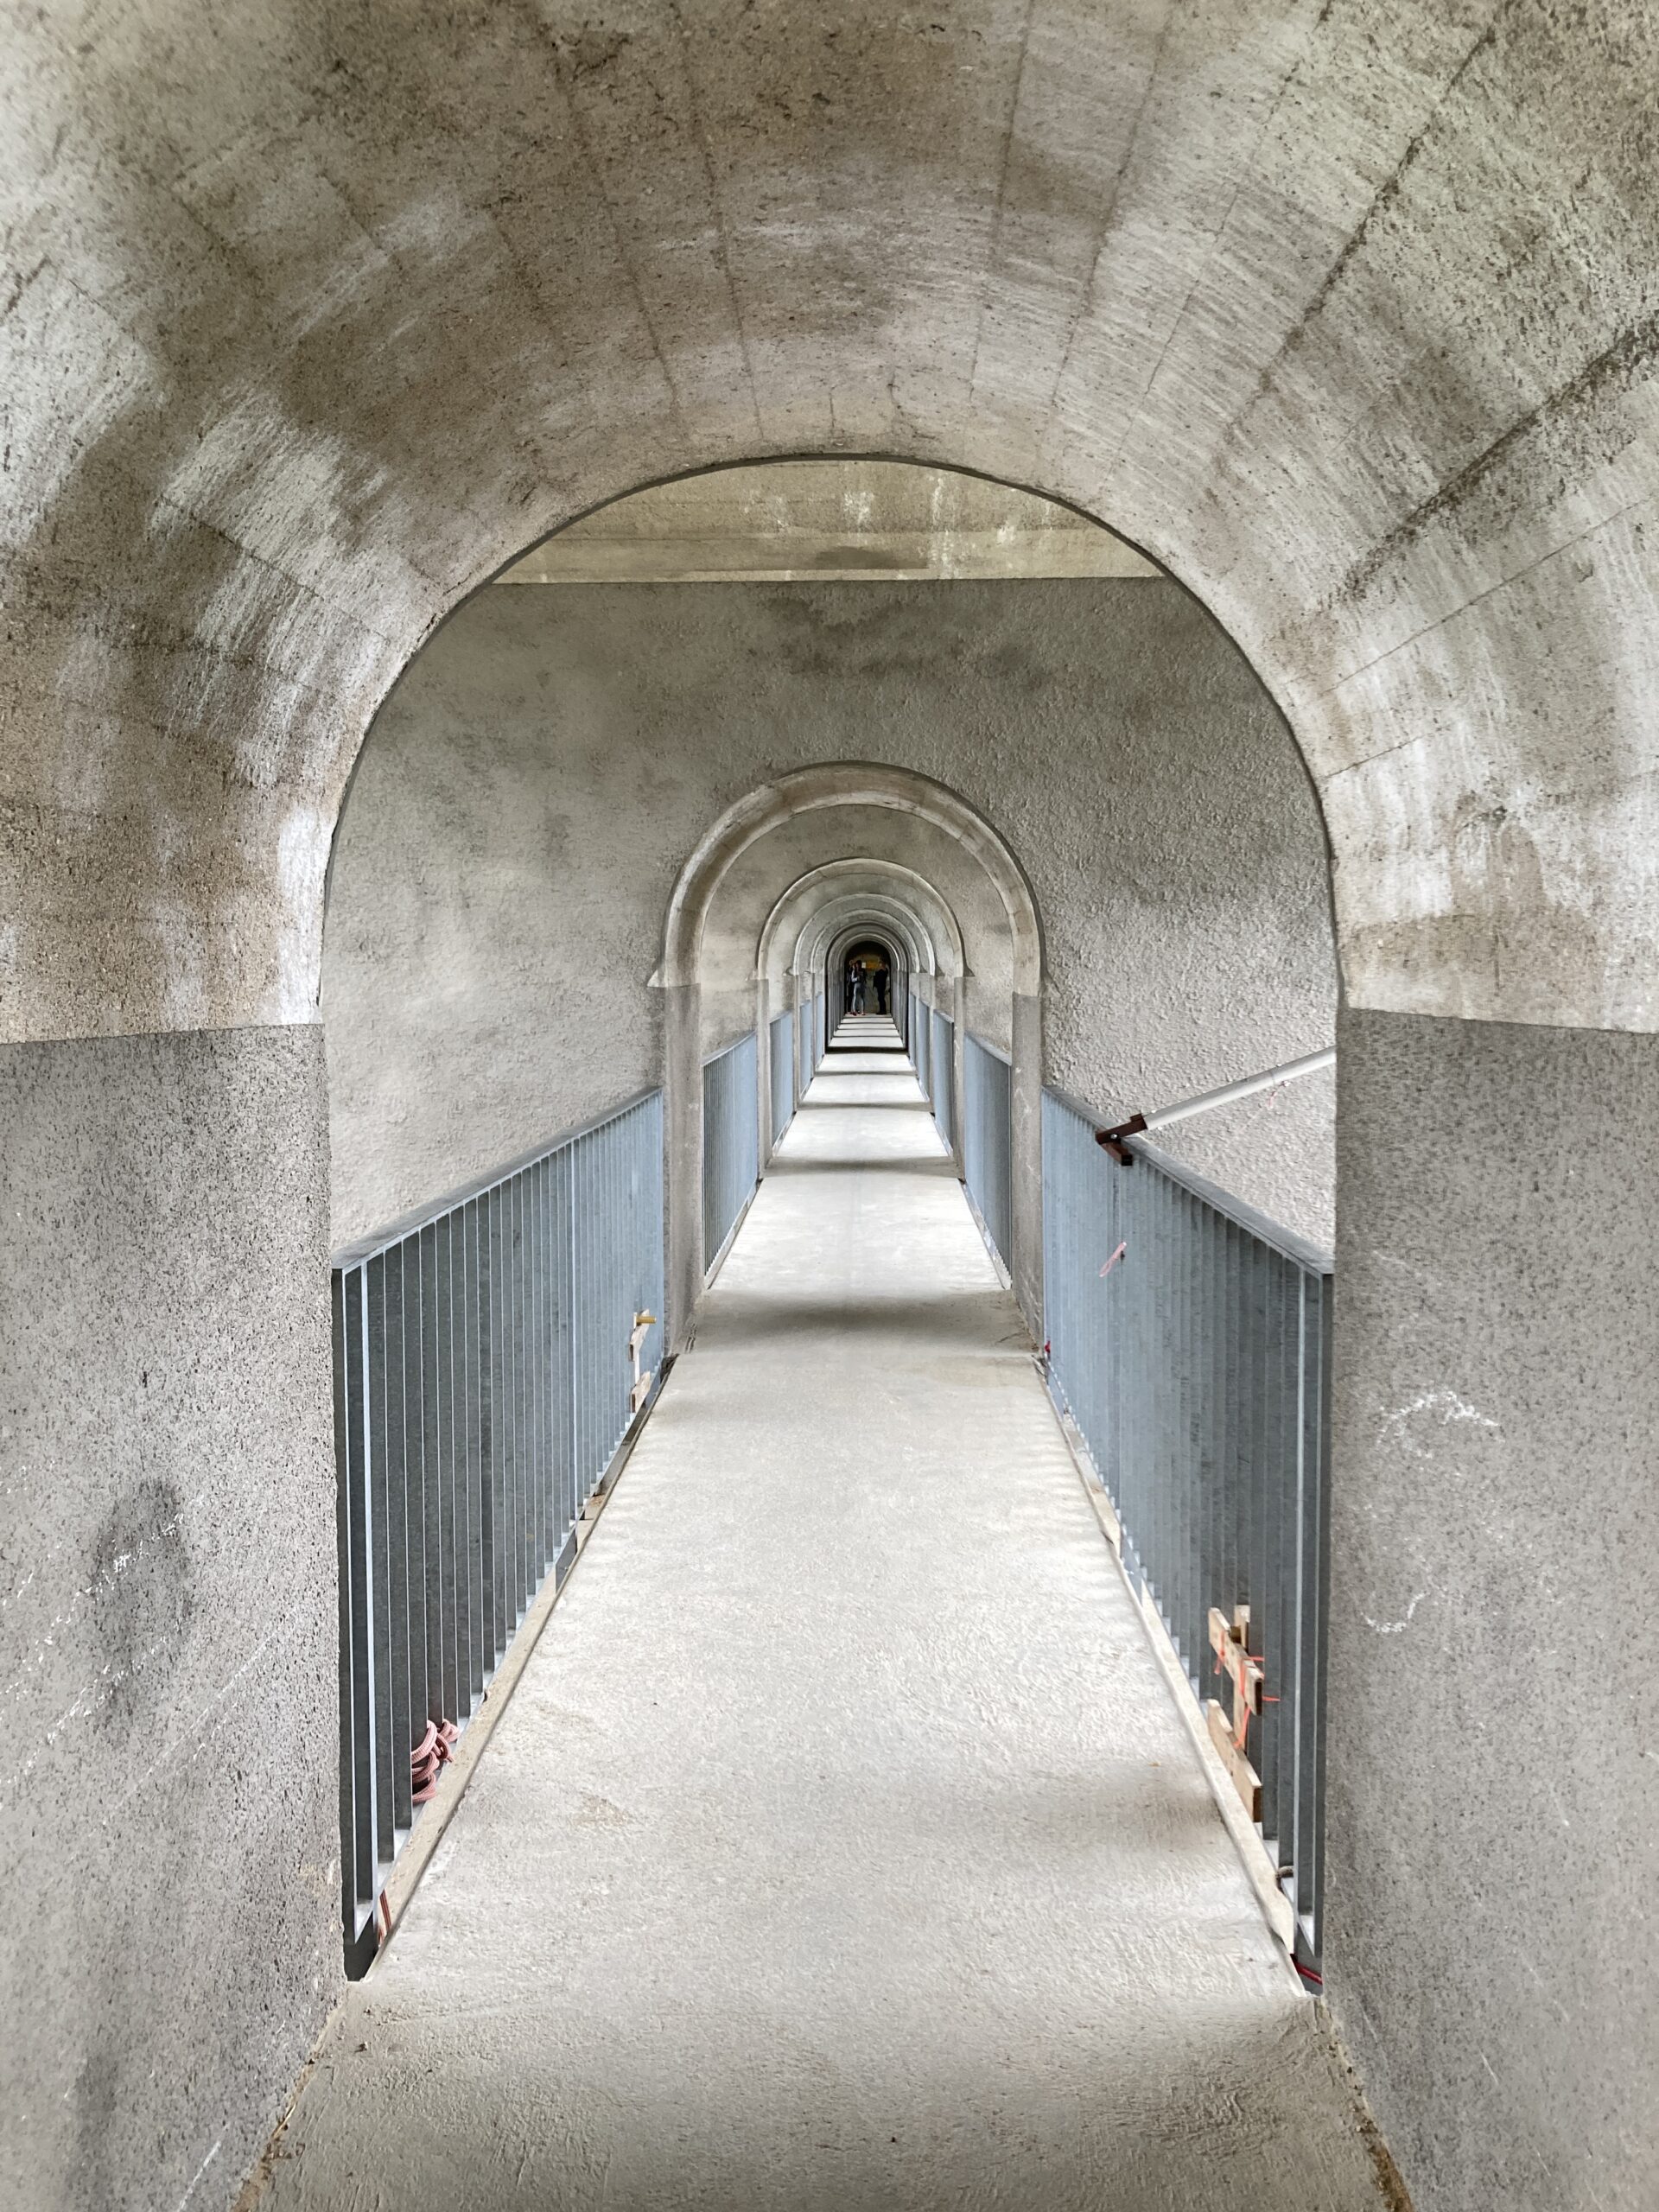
[{"x1": 3, "y1": 9, "x2": 1658, "y2": 2211}]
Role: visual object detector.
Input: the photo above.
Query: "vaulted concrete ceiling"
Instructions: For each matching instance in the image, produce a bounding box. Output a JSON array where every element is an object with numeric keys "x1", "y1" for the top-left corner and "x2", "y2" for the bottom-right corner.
[{"x1": 4, "y1": 2, "x2": 1656, "y2": 1039}]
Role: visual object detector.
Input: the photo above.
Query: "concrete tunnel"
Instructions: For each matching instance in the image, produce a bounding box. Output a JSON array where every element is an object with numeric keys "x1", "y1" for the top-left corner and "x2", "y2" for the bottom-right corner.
[{"x1": 3, "y1": 13, "x2": 1658, "y2": 2211}]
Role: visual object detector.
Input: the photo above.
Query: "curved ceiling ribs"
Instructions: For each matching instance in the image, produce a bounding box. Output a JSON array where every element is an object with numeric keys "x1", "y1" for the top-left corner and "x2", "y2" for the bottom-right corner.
[{"x1": 5, "y1": 3, "x2": 1657, "y2": 1038}]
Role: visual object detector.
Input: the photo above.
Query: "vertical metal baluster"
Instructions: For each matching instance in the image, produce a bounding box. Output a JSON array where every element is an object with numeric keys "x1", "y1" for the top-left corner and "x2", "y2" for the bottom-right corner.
[
  {"x1": 402, "y1": 1233, "x2": 428, "y2": 1735},
  {"x1": 413, "y1": 1222, "x2": 439, "y2": 1726},
  {"x1": 473, "y1": 1194, "x2": 493, "y2": 1672},
  {"x1": 489, "y1": 1181, "x2": 509, "y2": 1655},
  {"x1": 580, "y1": 1129, "x2": 596, "y2": 1497},
  {"x1": 503, "y1": 1173, "x2": 518, "y2": 1623},
  {"x1": 515, "y1": 1164, "x2": 532, "y2": 1618},
  {"x1": 1203, "y1": 1202, "x2": 1225, "y2": 1731},
  {"x1": 1245, "y1": 1230, "x2": 1269, "y2": 1817},
  {"x1": 568, "y1": 1135, "x2": 583, "y2": 1516},
  {"x1": 331, "y1": 1270, "x2": 360, "y2": 1941},
  {"x1": 438, "y1": 1211, "x2": 461, "y2": 1731},
  {"x1": 552, "y1": 1146, "x2": 565, "y2": 1554},
  {"x1": 1171, "y1": 1176, "x2": 1187, "y2": 1671},
  {"x1": 343, "y1": 1265, "x2": 376, "y2": 1928},
  {"x1": 1274, "y1": 1256, "x2": 1300, "y2": 1875},
  {"x1": 384, "y1": 1243, "x2": 412, "y2": 1833},
  {"x1": 365, "y1": 1253, "x2": 393, "y2": 1871},
  {"x1": 469, "y1": 1196, "x2": 486, "y2": 1706},
  {"x1": 454, "y1": 1201, "x2": 473, "y2": 1711},
  {"x1": 1223, "y1": 1217, "x2": 1245, "y2": 1695},
  {"x1": 1306, "y1": 1269, "x2": 1334, "y2": 1965}
]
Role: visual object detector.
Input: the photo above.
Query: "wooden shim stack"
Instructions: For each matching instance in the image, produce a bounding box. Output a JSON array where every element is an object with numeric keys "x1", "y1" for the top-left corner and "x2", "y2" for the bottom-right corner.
[{"x1": 1205, "y1": 1604, "x2": 1263, "y2": 1823}]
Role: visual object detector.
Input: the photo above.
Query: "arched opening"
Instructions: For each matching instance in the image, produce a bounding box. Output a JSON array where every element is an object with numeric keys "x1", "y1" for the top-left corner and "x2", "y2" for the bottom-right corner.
[
  {"x1": 839, "y1": 937, "x2": 894, "y2": 1023},
  {"x1": 15, "y1": 23, "x2": 1659, "y2": 2167},
  {"x1": 649, "y1": 750, "x2": 1056, "y2": 1342}
]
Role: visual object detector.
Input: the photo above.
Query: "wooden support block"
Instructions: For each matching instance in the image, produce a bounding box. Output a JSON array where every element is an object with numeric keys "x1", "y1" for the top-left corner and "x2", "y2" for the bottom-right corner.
[
  {"x1": 1205, "y1": 1699, "x2": 1263, "y2": 1821},
  {"x1": 630, "y1": 1370, "x2": 652, "y2": 1415},
  {"x1": 1207, "y1": 1605, "x2": 1262, "y2": 1722}
]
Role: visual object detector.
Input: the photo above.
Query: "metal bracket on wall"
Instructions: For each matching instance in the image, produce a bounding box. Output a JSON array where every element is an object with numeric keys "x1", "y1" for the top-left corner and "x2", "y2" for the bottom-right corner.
[{"x1": 1095, "y1": 1113, "x2": 1147, "y2": 1163}]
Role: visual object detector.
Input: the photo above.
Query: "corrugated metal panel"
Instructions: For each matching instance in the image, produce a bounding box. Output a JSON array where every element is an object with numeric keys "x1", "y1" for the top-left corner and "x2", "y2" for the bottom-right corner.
[
  {"x1": 770, "y1": 1008, "x2": 795, "y2": 1145},
  {"x1": 930, "y1": 1008, "x2": 955, "y2": 1154},
  {"x1": 702, "y1": 1031, "x2": 760, "y2": 1271},
  {"x1": 962, "y1": 1033, "x2": 1013, "y2": 1270}
]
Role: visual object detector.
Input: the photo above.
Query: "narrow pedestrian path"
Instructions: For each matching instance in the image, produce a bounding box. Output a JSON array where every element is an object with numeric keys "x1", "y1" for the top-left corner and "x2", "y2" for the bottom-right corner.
[{"x1": 264, "y1": 1034, "x2": 1385, "y2": 2210}]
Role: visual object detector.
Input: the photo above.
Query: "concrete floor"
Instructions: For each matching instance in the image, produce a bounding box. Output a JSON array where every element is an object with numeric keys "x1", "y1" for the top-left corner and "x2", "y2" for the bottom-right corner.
[{"x1": 260, "y1": 1037, "x2": 1386, "y2": 2211}]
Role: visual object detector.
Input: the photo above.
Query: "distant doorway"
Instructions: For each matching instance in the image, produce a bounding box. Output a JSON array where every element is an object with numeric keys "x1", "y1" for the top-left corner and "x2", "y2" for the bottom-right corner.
[{"x1": 843, "y1": 939, "x2": 892, "y2": 1018}]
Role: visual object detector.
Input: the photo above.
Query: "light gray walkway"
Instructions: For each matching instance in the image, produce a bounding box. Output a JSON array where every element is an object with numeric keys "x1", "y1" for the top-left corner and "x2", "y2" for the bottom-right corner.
[{"x1": 263, "y1": 1046, "x2": 1384, "y2": 2210}]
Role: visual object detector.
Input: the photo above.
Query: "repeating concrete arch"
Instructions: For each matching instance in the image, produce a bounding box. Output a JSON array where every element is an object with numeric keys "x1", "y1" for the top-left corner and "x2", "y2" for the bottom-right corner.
[
  {"x1": 8, "y1": 4, "x2": 1659, "y2": 1051},
  {"x1": 819, "y1": 915, "x2": 918, "y2": 979},
  {"x1": 10, "y1": 18, "x2": 1659, "y2": 2212},
  {"x1": 760, "y1": 859, "x2": 968, "y2": 992},
  {"x1": 779, "y1": 893, "x2": 931, "y2": 990},
  {"x1": 658, "y1": 764, "x2": 1040, "y2": 996},
  {"x1": 822, "y1": 920, "x2": 911, "y2": 1026},
  {"x1": 660, "y1": 766, "x2": 1043, "y2": 1346},
  {"x1": 795, "y1": 895, "x2": 931, "y2": 983}
]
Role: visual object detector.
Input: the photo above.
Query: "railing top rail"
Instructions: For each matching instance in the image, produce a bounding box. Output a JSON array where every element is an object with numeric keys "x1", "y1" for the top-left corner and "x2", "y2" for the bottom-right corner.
[
  {"x1": 332, "y1": 1084, "x2": 662, "y2": 1274},
  {"x1": 964, "y1": 1030, "x2": 1012, "y2": 1066},
  {"x1": 1044, "y1": 1082, "x2": 1333, "y2": 1277}
]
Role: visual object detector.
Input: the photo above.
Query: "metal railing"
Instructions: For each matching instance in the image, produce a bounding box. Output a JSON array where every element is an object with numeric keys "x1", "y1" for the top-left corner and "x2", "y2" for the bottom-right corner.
[
  {"x1": 769, "y1": 1008, "x2": 795, "y2": 1146},
  {"x1": 930, "y1": 1007, "x2": 955, "y2": 1154},
  {"x1": 907, "y1": 988, "x2": 929, "y2": 1092},
  {"x1": 702, "y1": 1031, "x2": 760, "y2": 1273},
  {"x1": 962, "y1": 1032, "x2": 1013, "y2": 1273},
  {"x1": 332, "y1": 1089, "x2": 665, "y2": 1970},
  {"x1": 1041, "y1": 1086, "x2": 1332, "y2": 1974},
  {"x1": 798, "y1": 990, "x2": 813, "y2": 1097}
]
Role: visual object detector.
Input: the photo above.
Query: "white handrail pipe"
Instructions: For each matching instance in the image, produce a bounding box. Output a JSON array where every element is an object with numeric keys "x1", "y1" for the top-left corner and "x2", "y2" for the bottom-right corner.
[{"x1": 1144, "y1": 1046, "x2": 1336, "y2": 1133}]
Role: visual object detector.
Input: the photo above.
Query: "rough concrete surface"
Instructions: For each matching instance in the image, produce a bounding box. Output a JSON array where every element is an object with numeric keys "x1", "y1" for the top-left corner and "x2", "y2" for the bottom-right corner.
[
  {"x1": 7, "y1": 11, "x2": 1657, "y2": 2207},
  {"x1": 0, "y1": 1027, "x2": 340, "y2": 2212},
  {"x1": 4, "y1": 4, "x2": 1658, "y2": 1039},
  {"x1": 1327, "y1": 1008, "x2": 1659, "y2": 2212},
  {"x1": 258, "y1": 1047, "x2": 1385, "y2": 2212},
  {"x1": 324, "y1": 578, "x2": 1336, "y2": 1249}
]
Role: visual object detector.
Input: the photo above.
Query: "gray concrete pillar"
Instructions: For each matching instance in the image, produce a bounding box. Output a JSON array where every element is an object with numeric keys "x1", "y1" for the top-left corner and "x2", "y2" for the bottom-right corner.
[
  {"x1": 1326, "y1": 1006, "x2": 1659, "y2": 2212},
  {"x1": 0, "y1": 1027, "x2": 341, "y2": 2211}
]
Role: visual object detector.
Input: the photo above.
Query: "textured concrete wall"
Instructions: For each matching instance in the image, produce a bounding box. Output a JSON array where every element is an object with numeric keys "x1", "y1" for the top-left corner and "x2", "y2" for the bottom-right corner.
[
  {"x1": 0, "y1": 1028, "x2": 340, "y2": 2212},
  {"x1": 4, "y1": 3, "x2": 1657, "y2": 1046},
  {"x1": 1328, "y1": 1009, "x2": 1659, "y2": 2212},
  {"x1": 9, "y1": 15, "x2": 1657, "y2": 2207},
  {"x1": 324, "y1": 577, "x2": 1336, "y2": 1249}
]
